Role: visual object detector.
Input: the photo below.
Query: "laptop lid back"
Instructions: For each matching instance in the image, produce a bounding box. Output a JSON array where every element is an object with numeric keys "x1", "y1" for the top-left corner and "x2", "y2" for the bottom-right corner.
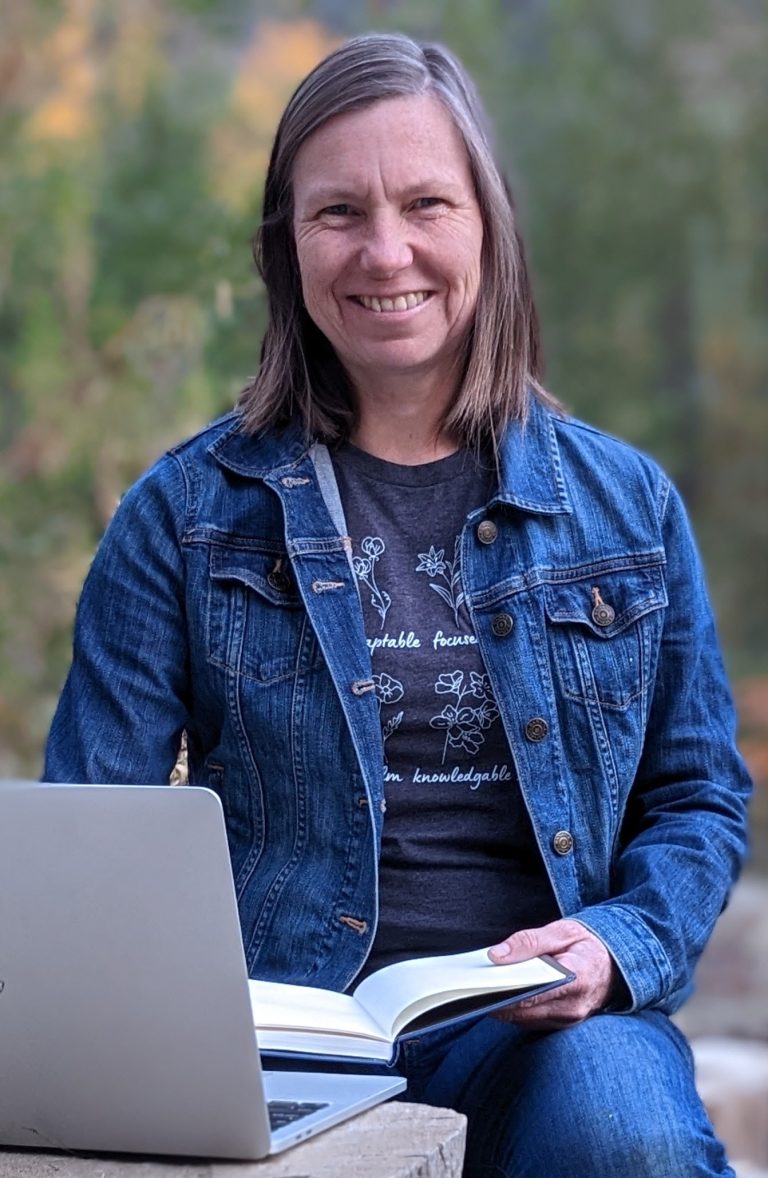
[{"x1": 0, "y1": 783, "x2": 271, "y2": 1159}]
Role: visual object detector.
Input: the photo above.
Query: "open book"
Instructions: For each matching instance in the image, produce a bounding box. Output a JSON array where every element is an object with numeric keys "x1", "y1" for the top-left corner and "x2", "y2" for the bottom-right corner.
[{"x1": 249, "y1": 948, "x2": 573, "y2": 1063}]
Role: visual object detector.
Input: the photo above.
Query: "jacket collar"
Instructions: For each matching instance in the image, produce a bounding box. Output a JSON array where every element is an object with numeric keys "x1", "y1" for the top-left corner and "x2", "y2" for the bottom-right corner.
[
  {"x1": 493, "y1": 397, "x2": 572, "y2": 515},
  {"x1": 210, "y1": 398, "x2": 572, "y2": 516},
  {"x1": 208, "y1": 415, "x2": 311, "y2": 478}
]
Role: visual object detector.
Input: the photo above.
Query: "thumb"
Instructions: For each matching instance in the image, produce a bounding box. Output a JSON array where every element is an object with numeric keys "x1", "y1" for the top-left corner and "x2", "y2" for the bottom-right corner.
[{"x1": 488, "y1": 925, "x2": 556, "y2": 964}]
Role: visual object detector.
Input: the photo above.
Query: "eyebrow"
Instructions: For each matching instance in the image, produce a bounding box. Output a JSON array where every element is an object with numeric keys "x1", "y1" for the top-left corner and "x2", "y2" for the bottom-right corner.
[
  {"x1": 298, "y1": 177, "x2": 465, "y2": 207},
  {"x1": 299, "y1": 187, "x2": 360, "y2": 206}
]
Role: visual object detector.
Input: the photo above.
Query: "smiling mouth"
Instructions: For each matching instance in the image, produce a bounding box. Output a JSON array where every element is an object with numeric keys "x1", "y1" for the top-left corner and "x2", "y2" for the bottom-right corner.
[{"x1": 353, "y1": 291, "x2": 431, "y2": 313}]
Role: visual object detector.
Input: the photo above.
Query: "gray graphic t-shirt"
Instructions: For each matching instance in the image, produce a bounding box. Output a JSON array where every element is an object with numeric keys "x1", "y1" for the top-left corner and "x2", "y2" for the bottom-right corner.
[{"x1": 332, "y1": 444, "x2": 558, "y2": 976}]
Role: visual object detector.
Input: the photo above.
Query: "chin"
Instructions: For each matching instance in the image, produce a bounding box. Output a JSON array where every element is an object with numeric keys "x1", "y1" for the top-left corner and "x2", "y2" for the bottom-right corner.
[{"x1": 349, "y1": 343, "x2": 451, "y2": 377}]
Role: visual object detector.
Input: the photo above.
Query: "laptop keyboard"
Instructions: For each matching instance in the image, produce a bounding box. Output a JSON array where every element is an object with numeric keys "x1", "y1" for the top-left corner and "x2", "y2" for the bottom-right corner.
[{"x1": 268, "y1": 1099, "x2": 330, "y2": 1130}]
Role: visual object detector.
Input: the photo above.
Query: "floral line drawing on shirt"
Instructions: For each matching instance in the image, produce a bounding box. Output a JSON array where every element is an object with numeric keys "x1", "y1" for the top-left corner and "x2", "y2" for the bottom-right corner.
[
  {"x1": 352, "y1": 536, "x2": 391, "y2": 628},
  {"x1": 429, "y1": 669, "x2": 499, "y2": 765},
  {"x1": 416, "y1": 536, "x2": 465, "y2": 627},
  {"x1": 372, "y1": 673, "x2": 404, "y2": 745}
]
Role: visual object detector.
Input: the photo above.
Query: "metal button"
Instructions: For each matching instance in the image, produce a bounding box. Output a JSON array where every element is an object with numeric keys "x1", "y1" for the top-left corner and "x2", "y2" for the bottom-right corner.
[
  {"x1": 491, "y1": 612, "x2": 514, "y2": 637},
  {"x1": 553, "y1": 830, "x2": 574, "y2": 855},
  {"x1": 267, "y1": 570, "x2": 291, "y2": 593},
  {"x1": 477, "y1": 520, "x2": 498, "y2": 545},
  {"x1": 525, "y1": 717, "x2": 549, "y2": 742},
  {"x1": 591, "y1": 587, "x2": 615, "y2": 627},
  {"x1": 592, "y1": 602, "x2": 616, "y2": 627}
]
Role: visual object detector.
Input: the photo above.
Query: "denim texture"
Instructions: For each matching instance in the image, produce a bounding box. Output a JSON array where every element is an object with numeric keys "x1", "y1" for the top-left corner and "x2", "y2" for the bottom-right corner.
[
  {"x1": 397, "y1": 1012, "x2": 734, "y2": 1176},
  {"x1": 45, "y1": 397, "x2": 751, "y2": 1004}
]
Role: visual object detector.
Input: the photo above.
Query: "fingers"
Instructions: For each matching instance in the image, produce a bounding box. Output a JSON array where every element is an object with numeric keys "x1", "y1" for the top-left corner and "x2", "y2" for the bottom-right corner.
[
  {"x1": 504, "y1": 984, "x2": 596, "y2": 1026},
  {"x1": 493, "y1": 1004, "x2": 579, "y2": 1030},
  {"x1": 493, "y1": 981, "x2": 595, "y2": 1029},
  {"x1": 488, "y1": 918, "x2": 586, "y2": 964}
]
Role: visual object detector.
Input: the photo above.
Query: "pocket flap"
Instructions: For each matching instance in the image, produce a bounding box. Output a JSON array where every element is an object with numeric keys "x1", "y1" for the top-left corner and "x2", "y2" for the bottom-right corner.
[
  {"x1": 209, "y1": 546, "x2": 301, "y2": 607},
  {"x1": 544, "y1": 563, "x2": 667, "y2": 638}
]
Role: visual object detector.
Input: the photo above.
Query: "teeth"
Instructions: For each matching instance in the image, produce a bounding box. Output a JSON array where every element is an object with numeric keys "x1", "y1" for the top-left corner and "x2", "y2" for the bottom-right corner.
[{"x1": 357, "y1": 292, "x2": 428, "y2": 312}]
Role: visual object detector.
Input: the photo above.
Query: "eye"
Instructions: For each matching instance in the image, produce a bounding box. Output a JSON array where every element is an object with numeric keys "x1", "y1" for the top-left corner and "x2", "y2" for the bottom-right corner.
[
  {"x1": 412, "y1": 196, "x2": 443, "y2": 210},
  {"x1": 320, "y1": 203, "x2": 353, "y2": 217}
]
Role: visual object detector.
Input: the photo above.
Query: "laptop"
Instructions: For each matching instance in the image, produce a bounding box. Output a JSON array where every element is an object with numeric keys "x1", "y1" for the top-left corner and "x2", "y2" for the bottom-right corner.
[{"x1": 0, "y1": 781, "x2": 405, "y2": 1159}]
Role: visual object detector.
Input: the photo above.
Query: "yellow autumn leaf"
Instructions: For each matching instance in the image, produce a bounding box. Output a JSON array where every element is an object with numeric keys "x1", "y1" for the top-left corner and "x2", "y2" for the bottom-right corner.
[
  {"x1": 25, "y1": 0, "x2": 97, "y2": 141},
  {"x1": 210, "y1": 19, "x2": 340, "y2": 211}
]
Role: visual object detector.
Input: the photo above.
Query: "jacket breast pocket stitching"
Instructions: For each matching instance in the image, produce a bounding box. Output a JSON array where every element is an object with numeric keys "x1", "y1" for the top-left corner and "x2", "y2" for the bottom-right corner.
[
  {"x1": 207, "y1": 548, "x2": 320, "y2": 684},
  {"x1": 545, "y1": 572, "x2": 666, "y2": 711}
]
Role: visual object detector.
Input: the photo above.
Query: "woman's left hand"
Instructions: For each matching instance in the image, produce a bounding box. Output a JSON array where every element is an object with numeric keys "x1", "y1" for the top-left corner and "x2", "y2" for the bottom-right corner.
[{"x1": 488, "y1": 919, "x2": 620, "y2": 1029}]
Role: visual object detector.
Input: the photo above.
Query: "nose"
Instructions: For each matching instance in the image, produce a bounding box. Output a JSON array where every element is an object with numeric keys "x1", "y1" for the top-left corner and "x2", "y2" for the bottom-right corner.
[{"x1": 359, "y1": 212, "x2": 413, "y2": 277}]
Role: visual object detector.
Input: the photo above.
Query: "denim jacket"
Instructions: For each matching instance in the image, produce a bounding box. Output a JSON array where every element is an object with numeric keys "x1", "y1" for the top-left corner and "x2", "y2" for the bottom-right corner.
[{"x1": 45, "y1": 398, "x2": 751, "y2": 1009}]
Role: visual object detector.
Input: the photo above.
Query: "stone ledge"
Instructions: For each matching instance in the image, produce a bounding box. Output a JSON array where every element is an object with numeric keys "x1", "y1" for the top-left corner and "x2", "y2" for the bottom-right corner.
[{"x1": 0, "y1": 1103, "x2": 467, "y2": 1178}]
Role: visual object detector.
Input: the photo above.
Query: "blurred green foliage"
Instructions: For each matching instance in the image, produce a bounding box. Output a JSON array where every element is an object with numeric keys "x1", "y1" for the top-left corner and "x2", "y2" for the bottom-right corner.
[{"x1": 1, "y1": 0, "x2": 766, "y2": 857}]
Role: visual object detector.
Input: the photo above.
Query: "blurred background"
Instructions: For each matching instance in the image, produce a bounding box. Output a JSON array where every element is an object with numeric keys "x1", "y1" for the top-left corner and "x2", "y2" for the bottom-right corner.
[{"x1": 1, "y1": 0, "x2": 766, "y2": 1046}]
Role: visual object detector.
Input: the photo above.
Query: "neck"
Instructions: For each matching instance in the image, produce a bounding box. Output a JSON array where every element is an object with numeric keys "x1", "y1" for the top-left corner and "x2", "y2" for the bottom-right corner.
[
  {"x1": 351, "y1": 420, "x2": 458, "y2": 465},
  {"x1": 349, "y1": 369, "x2": 460, "y2": 465}
]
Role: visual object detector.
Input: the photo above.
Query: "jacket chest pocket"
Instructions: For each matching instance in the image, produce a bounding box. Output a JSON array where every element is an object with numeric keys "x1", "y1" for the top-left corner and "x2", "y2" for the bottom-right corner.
[
  {"x1": 544, "y1": 565, "x2": 667, "y2": 710},
  {"x1": 207, "y1": 546, "x2": 319, "y2": 683}
]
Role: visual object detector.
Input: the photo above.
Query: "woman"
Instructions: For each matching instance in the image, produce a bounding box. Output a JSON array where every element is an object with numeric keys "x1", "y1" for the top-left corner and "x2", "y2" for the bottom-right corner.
[{"x1": 46, "y1": 33, "x2": 751, "y2": 1176}]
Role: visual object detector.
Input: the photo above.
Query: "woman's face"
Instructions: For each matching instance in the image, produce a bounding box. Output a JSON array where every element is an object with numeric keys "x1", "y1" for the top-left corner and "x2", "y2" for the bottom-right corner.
[{"x1": 291, "y1": 93, "x2": 484, "y2": 396}]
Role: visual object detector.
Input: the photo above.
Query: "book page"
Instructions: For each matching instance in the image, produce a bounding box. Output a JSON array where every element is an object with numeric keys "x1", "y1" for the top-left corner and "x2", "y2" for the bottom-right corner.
[
  {"x1": 255, "y1": 1027, "x2": 392, "y2": 1062},
  {"x1": 248, "y1": 978, "x2": 387, "y2": 1042},
  {"x1": 354, "y1": 949, "x2": 567, "y2": 1040}
]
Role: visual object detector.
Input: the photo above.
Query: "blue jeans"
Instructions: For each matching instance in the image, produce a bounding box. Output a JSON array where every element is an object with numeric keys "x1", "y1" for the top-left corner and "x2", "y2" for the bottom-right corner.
[{"x1": 392, "y1": 1012, "x2": 732, "y2": 1177}]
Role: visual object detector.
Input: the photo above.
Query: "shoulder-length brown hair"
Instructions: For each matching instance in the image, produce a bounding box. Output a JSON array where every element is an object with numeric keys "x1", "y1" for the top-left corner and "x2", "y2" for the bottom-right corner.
[{"x1": 239, "y1": 32, "x2": 559, "y2": 449}]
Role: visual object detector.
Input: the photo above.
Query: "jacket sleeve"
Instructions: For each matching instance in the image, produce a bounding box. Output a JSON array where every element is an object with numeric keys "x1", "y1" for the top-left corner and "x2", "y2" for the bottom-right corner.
[
  {"x1": 573, "y1": 478, "x2": 752, "y2": 1012},
  {"x1": 44, "y1": 455, "x2": 190, "y2": 785}
]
